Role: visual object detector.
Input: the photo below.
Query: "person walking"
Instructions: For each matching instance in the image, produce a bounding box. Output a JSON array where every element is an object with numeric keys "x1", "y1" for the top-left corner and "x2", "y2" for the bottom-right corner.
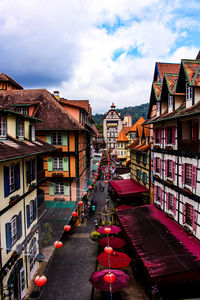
[
  {"x1": 92, "y1": 204, "x2": 96, "y2": 216},
  {"x1": 88, "y1": 203, "x2": 92, "y2": 217},
  {"x1": 94, "y1": 219, "x2": 98, "y2": 230},
  {"x1": 81, "y1": 211, "x2": 85, "y2": 223}
]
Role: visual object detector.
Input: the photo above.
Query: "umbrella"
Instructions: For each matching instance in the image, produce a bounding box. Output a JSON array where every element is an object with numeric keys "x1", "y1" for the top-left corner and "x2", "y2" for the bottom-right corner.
[
  {"x1": 116, "y1": 205, "x2": 132, "y2": 210},
  {"x1": 89, "y1": 269, "x2": 130, "y2": 293},
  {"x1": 97, "y1": 225, "x2": 121, "y2": 234},
  {"x1": 98, "y1": 236, "x2": 126, "y2": 249},
  {"x1": 97, "y1": 251, "x2": 132, "y2": 268}
]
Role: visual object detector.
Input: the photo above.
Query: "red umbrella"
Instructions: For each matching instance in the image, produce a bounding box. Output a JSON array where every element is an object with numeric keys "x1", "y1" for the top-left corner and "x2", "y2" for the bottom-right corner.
[
  {"x1": 97, "y1": 225, "x2": 121, "y2": 234},
  {"x1": 116, "y1": 205, "x2": 132, "y2": 210},
  {"x1": 89, "y1": 269, "x2": 130, "y2": 293},
  {"x1": 97, "y1": 251, "x2": 131, "y2": 268},
  {"x1": 99, "y1": 236, "x2": 126, "y2": 248}
]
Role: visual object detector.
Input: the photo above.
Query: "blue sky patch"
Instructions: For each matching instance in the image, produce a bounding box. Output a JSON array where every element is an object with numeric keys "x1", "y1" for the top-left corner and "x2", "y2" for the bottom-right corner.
[{"x1": 112, "y1": 49, "x2": 125, "y2": 61}]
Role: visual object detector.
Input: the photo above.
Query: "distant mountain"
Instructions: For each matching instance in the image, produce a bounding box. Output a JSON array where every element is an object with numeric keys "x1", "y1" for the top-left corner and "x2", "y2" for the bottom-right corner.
[{"x1": 93, "y1": 103, "x2": 149, "y2": 134}]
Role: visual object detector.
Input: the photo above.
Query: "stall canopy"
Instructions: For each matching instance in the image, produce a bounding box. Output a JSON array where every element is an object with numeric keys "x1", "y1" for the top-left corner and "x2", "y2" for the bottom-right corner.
[
  {"x1": 109, "y1": 179, "x2": 148, "y2": 197},
  {"x1": 116, "y1": 204, "x2": 200, "y2": 285}
]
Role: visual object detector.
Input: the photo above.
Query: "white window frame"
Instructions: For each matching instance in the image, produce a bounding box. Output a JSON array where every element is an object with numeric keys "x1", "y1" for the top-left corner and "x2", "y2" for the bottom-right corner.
[
  {"x1": 11, "y1": 216, "x2": 17, "y2": 246},
  {"x1": 29, "y1": 237, "x2": 37, "y2": 276},
  {"x1": 20, "y1": 267, "x2": 26, "y2": 300},
  {"x1": 186, "y1": 82, "x2": 193, "y2": 101},
  {"x1": 0, "y1": 116, "x2": 6, "y2": 137},
  {"x1": 54, "y1": 183, "x2": 64, "y2": 195},
  {"x1": 156, "y1": 102, "x2": 160, "y2": 114},
  {"x1": 16, "y1": 108, "x2": 28, "y2": 115},
  {"x1": 53, "y1": 157, "x2": 63, "y2": 171},
  {"x1": 31, "y1": 125, "x2": 35, "y2": 140},
  {"x1": 18, "y1": 120, "x2": 24, "y2": 138},
  {"x1": 52, "y1": 132, "x2": 62, "y2": 145},
  {"x1": 168, "y1": 94, "x2": 173, "y2": 107},
  {"x1": 9, "y1": 164, "x2": 15, "y2": 193}
]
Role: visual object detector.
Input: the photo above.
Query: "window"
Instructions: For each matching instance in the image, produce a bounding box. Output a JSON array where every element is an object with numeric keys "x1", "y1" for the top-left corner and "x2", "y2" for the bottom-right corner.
[
  {"x1": 29, "y1": 237, "x2": 37, "y2": 272},
  {"x1": 121, "y1": 142, "x2": 123, "y2": 147},
  {"x1": 157, "y1": 186, "x2": 161, "y2": 202},
  {"x1": 165, "y1": 126, "x2": 175, "y2": 145},
  {"x1": 168, "y1": 95, "x2": 173, "y2": 107},
  {"x1": 52, "y1": 132, "x2": 62, "y2": 145},
  {"x1": 115, "y1": 132, "x2": 118, "y2": 137},
  {"x1": 167, "y1": 127, "x2": 172, "y2": 144},
  {"x1": 26, "y1": 199, "x2": 36, "y2": 228},
  {"x1": 156, "y1": 157, "x2": 160, "y2": 173},
  {"x1": 17, "y1": 119, "x2": 24, "y2": 138},
  {"x1": 136, "y1": 169, "x2": 141, "y2": 180},
  {"x1": 186, "y1": 82, "x2": 193, "y2": 101},
  {"x1": 156, "y1": 102, "x2": 160, "y2": 114},
  {"x1": 111, "y1": 132, "x2": 113, "y2": 137},
  {"x1": 26, "y1": 159, "x2": 36, "y2": 184},
  {"x1": 4, "y1": 163, "x2": 20, "y2": 197},
  {"x1": 142, "y1": 172, "x2": 147, "y2": 184},
  {"x1": 136, "y1": 153, "x2": 141, "y2": 163},
  {"x1": 9, "y1": 164, "x2": 15, "y2": 193},
  {"x1": 185, "y1": 163, "x2": 192, "y2": 186},
  {"x1": 16, "y1": 107, "x2": 28, "y2": 115},
  {"x1": 168, "y1": 193, "x2": 174, "y2": 211},
  {"x1": 107, "y1": 133, "x2": 110, "y2": 137},
  {"x1": 53, "y1": 157, "x2": 63, "y2": 171},
  {"x1": 167, "y1": 160, "x2": 173, "y2": 178},
  {"x1": 11, "y1": 216, "x2": 17, "y2": 246},
  {"x1": 155, "y1": 128, "x2": 161, "y2": 144},
  {"x1": 143, "y1": 154, "x2": 147, "y2": 165},
  {"x1": 121, "y1": 151, "x2": 123, "y2": 156},
  {"x1": 30, "y1": 201, "x2": 34, "y2": 223},
  {"x1": 0, "y1": 116, "x2": 6, "y2": 137},
  {"x1": 55, "y1": 183, "x2": 64, "y2": 195},
  {"x1": 185, "y1": 203, "x2": 193, "y2": 226}
]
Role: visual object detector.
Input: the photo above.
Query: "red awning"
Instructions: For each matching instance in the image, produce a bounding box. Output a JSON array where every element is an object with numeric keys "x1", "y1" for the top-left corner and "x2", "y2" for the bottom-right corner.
[
  {"x1": 116, "y1": 204, "x2": 200, "y2": 285},
  {"x1": 109, "y1": 179, "x2": 148, "y2": 197}
]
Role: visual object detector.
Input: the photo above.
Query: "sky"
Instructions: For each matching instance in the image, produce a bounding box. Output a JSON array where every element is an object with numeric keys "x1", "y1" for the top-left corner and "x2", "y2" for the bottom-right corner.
[{"x1": 0, "y1": 0, "x2": 199, "y2": 114}]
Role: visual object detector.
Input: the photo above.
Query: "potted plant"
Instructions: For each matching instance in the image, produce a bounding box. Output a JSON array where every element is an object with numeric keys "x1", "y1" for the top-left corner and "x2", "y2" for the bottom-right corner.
[
  {"x1": 9, "y1": 194, "x2": 20, "y2": 205},
  {"x1": 28, "y1": 182, "x2": 36, "y2": 191},
  {"x1": 183, "y1": 186, "x2": 192, "y2": 195},
  {"x1": 166, "y1": 178, "x2": 173, "y2": 185}
]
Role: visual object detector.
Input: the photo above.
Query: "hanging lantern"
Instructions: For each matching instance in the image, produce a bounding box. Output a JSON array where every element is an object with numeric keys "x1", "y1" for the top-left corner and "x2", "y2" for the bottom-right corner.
[
  {"x1": 93, "y1": 180, "x2": 96, "y2": 183},
  {"x1": 79, "y1": 201, "x2": 83, "y2": 206},
  {"x1": 34, "y1": 275, "x2": 47, "y2": 287},
  {"x1": 104, "y1": 227, "x2": 111, "y2": 234},
  {"x1": 104, "y1": 272, "x2": 116, "y2": 284},
  {"x1": 84, "y1": 192, "x2": 88, "y2": 196},
  {"x1": 72, "y1": 211, "x2": 78, "y2": 217},
  {"x1": 104, "y1": 181, "x2": 108, "y2": 184},
  {"x1": 106, "y1": 176, "x2": 109, "y2": 180},
  {"x1": 89, "y1": 186, "x2": 92, "y2": 190},
  {"x1": 54, "y1": 241, "x2": 63, "y2": 248},
  {"x1": 64, "y1": 225, "x2": 71, "y2": 232},
  {"x1": 95, "y1": 177, "x2": 98, "y2": 180},
  {"x1": 104, "y1": 246, "x2": 113, "y2": 254}
]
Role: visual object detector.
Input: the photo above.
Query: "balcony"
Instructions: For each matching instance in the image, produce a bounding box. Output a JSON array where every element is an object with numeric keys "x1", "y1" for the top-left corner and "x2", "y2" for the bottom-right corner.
[{"x1": 178, "y1": 140, "x2": 200, "y2": 152}]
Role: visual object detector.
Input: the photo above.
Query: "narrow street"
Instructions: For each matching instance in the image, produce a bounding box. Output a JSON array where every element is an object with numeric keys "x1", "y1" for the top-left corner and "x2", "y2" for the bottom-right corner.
[{"x1": 38, "y1": 183, "x2": 107, "y2": 300}]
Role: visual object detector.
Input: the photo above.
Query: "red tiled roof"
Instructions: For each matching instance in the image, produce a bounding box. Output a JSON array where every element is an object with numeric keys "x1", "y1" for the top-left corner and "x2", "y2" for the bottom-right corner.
[
  {"x1": 117, "y1": 127, "x2": 129, "y2": 142},
  {"x1": 132, "y1": 141, "x2": 150, "y2": 152},
  {"x1": 156, "y1": 63, "x2": 180, "y2": 82},
  {"x1": 117, "y1": 205, "x2": 200, "y2": 284},
  {"x1": 0, "y1": 73, "x2": 23, "y2": 90},
  {"x1": 109, "y1": 179, "x2": 148, "y2": 197},
  {"x1": 182, "y1": 60, "x2": 200, "y2": 86},
  {"x1": 126, "y1": 138, "x2": 139, "y2": 149},
  {"x1": 0, "y1": 89, "x2": 85, "y2": 131},
  {"x1": 129, "y1": 117, "x2": 145, "y2": 132},
  {"x1": 164, "y1": 73, "x2": 178, "y2": 94},
  {"x1": 153, "y1": 82, "x2": 162, "y2": 101}
]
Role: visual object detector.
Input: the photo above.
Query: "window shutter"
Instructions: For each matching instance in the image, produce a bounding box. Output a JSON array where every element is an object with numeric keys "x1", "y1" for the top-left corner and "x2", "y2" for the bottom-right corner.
[
  {"x1": 165, "y1": 128, "x2": 168, "y2": 145},
  {"x1": 4, "y1": 166, "x2": 10, "y2": 197},
  {"x1": 192, "y1": 165, "x2": 197, "y2": 188},
  {"x1": 181, "y1": 163, "x2": 185, "y2": 184},
  {"x1": 153, "y1": 129, "x2": 156, "y2": 144},
  {"x1": 46, "y1": 135, "x2": 51, "y2": 144},
  {"x1": 159, "y1": 158, "x2": 162, "y2": 175},
  {"x1": 173, "y1": 196, "x2": 176, "y2": 216},
  {"x1": 160, "y1": 188, "x2": 163, "y2": 205},
  {"x1": 165, "y1": 160, "x2": 168, "y2": 177},
  {"x1": 154, "y1": 186, "x2": 157, "y2": 201},
  {"x1": 26, "y1": 205, "x2": 30, "y2": 228},
  {"x1": 16, "y1": 119, "x2": 18, "y2": 138},
  {"x1": 172, "y1": 126, "x2": 175, "y2": 145},
  {"x1": 154, "y1": 158, "x2": 156, "y2": 173},
  {"x1": 183, "y1": 203, "x2": 186, "y2": 224},
  {"x1": 49, "y1": 183, "x2": 54, "y2": 195},
  {"x1": 15, "y1": 162, "x2": 20, "y2": 190},
  {"x1": 64, "y1": 182, "x2": 70, "y2": 196},
  {"x1": 159, "y1": 128, "x2": 162, "y2": 144},
  {"x1": 5, "y1": 222, "x2": 12, "y2": 253},
  {"x1": 172, "y1": 161, "x2": 175, "y2": 180},
  {"x1": 33, "y1": 199, "x2": 37, "y2": 220},
  {"x1": 166, "y1": 192, "x2": 169, "y2": 210},
  {"x1": 18, "y1": 211, "x2": 22, "y2": 239},
  {"x1": 62, "y1": 133, "x2": 68, "y2": 146},
  {"x1": 192, "y1": 207, "x2": 196, "y2": 230},
  {"x1": 47, "y1": 157, "x2": 53, "y2": 171},
  {"x1": 63, "y1": 157, "x2": 69, "y2": 171},
  {"x1": 32, "y1": 158, "x2": 36, "y2": 180},
  {"x1": 26, "y1": 160, "x2": 30, "y2": 184}
]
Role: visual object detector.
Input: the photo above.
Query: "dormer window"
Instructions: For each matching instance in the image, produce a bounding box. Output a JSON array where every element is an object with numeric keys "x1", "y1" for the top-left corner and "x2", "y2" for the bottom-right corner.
[
  {"x1": 156, "y1": 102, "x2": 160, "y2": 115},
  {"x1": 0, "y1": 116, "x2": 6, "y2": 137},
  {"x1": 168, "y1": 94, "x2": 173, "y2": 107},
  {"x1": 186, "y1": 82, "x2": 193, "y2": 101},
  {"x1": 17, "y1": 119, "x2": 24, "y2": 138},
  {"x1": 16, "y1": 107, "x2": 28, "y2": 115}
]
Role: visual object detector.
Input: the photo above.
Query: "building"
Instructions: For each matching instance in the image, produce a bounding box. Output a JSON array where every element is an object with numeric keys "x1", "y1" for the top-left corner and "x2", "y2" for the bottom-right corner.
[
  {"x1": 116, "y1": 127, "x2": 130, "y2": 165},
  {"x1": 103, "y1": 103, "x2": 123, "y2": 153},
  {"x1": 0, "y1": 73, "x2": 23, "y2": 91},
  {"x1": 0, "y1": 107, "x2": 55, "y2": 299}
]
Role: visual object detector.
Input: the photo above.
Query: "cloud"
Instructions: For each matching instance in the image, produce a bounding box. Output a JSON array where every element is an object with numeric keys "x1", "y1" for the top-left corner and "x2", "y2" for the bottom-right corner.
[{"x1": 0, "y1": 0, "x2": 199, "y2": 113}]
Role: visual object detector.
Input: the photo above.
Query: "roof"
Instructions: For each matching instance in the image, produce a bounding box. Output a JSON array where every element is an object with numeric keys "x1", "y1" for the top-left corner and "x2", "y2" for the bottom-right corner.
[
  {"x1": 182, "y1": 60, "x2": 200, "y2": 86},
  {"x1": 109, "y1": 178, "x2": 148, "y2": 197},
  {"x1": 153, "y1": 82, "x2": 162, "y2": 101},
  {"x1": 0, "y1": 136, "x2": 56, "y2": 162},
  {"x1": 103, "y1": 108, "x2": 123, "y2": 120},
  {"x1": 0, "y1": 73, "x2": 23, "y2": 90},
  {"x1": 144, "y1": 125, "x2": 150, "y2": 137},
  {"x1": 131, "y1": 141, "x2": 150, "y2": 152},
  {"x1": 154, "y1": 63, "x2": 180, "y2": 82},
  {"x1": 126, "y1": 138, "x2": 139, "y2": 149},
  {"x1": 164, "y1": 73, "x2": 179, "y2": 94},
  {"x1": 129, "y1": 117, "x2": 145, "y2": 132},
  {"x1": 0, "y1": 89, "x2": 85, "y2": 131},
  {"x1": 137, "y1": 124, "x2": 143, "y2": 137},
  {"x1": 117, "y1": 127, "x2": 130, "y2": 142},
  {"x1": 116, "y1": 204, "x2": 200, "y2": 284}
]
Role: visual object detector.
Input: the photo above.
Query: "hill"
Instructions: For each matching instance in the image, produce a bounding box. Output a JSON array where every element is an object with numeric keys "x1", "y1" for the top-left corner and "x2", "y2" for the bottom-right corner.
[{"x1": 93, "y1": 103, "x2": 149, "y2": 134}]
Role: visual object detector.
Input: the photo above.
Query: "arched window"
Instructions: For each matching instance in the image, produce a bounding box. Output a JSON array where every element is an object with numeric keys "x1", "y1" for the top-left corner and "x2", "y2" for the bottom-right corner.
[{"x1": 29, "y1": 237, "x2": 37, "y2": 272}]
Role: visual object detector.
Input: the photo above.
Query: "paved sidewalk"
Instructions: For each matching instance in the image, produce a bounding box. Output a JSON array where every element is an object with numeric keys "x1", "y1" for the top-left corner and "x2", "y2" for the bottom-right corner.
[{"x1": 38, "y1": 183, "x2": 107, "y2": 300}]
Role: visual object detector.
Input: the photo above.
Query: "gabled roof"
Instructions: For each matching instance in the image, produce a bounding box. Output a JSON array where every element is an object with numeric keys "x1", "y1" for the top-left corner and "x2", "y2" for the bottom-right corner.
[
  {"x1": 137, "y1": 124, "x2": 143, "y2": 137},
  {"x1": 0, "y1": 89, "x2": 85, "y2": 131},
  {"x1": 164, "y1": 73, "x2": 178, "y2": 94},
  {"x1": 153, "y1": 82, "x2": 162, "y2": 101},
  {"x1": 153, "y1": 62, "x2": 180, "y2": 82},
  {"x1": 131, "y1": 141, "x2": 150, "y2": 152},
  {"x1": 0, "y1": 73, "x2": 23, "y2": 90},
  {"x1": 129, "y1": 117, "x2": 145, "y2": 132},
  {"x1": 103, "y1": 108, "x2": 123, "y2": 120},
  {"x1": 117, "y1": 127, "x2": 129, "y2": 142},
  {"x1": 181, "y1": 60, "x2": 200, "y2": 86},
  {"x1": 126, "y1": 138, "x2": 139, "y2": 149}
]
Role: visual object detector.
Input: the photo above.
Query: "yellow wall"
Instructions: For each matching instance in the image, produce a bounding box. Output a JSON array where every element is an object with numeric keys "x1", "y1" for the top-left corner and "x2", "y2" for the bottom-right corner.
[{"x1": 7, "y1": 115, "x2": 16, "y2": 137}]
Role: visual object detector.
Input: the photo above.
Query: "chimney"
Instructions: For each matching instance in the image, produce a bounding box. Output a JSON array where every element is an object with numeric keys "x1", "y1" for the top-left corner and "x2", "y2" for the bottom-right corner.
[{"x1": 53, "y1": 91, "x2": 59, "y2": 100}]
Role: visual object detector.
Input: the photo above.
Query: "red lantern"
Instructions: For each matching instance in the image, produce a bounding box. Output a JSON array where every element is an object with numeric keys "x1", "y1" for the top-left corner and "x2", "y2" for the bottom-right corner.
[
  {"x1": 106, "y1": 176, "x2": 109, "y2": 180},
  {"x1": 79, "y1": 201, "x2": 83, "y2": 206},
  {"x1": 93, "y1": 180, "x2": 96, "y2": 183},
  {"x1": 64, "y1": 225, "x2": 71, "y2": 232},
  {"x1": 89, "y1": 186, "x2": 92, "y2": 190},
  {"x1": 72, "y1": 211, "x2": 78, "y2": 217},
  {"x1": 104, "y1": 227, "x2": 111, "y2": 234},
  {"x1": 104, "y1": 246, "x2": 113, "y2": 254},
  {"x1": 34, "y1": 275, "x2": 47, "y2": 287},
  {"x1": 104, "y1": 272, "x2": 116, "y2": 284},
  {"x1": 95, "y1": 177, "x2": 98, "y2": 180},
  {"x1": 104, "y1": 181, "x2": 108, "y2": 184},
  {"x1": 84, "y1": 192, "x2": 88, "y2": 196},
  {"x1": 54, "y1": 241, "x2": 63, "y2": 248}
]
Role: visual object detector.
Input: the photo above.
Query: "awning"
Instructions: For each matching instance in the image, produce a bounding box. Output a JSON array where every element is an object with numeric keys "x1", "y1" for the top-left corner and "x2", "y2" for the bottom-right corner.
[
  {"x1": 116, "y1": 204, "x2": 200, "y2": 285},
  {"x1": 109, "y1": 179, "x2": 148, "y2": 197}
]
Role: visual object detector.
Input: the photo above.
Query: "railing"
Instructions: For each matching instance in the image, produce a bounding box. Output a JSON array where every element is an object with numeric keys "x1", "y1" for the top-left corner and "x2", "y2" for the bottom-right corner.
[{"x1": 178, "y1": 139, "x2": 200, "y2": 152}]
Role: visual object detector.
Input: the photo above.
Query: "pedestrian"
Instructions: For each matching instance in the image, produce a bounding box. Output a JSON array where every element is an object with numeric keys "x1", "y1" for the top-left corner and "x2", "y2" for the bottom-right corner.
[
  {"x1": 106, "y1": 198, "x2": 109, "y2": 207},
  {"x1": 91, "y1": 198, "x2": 94, "y2": 205},
  {"x1": 94, "y1": 218, "x2": 98, "y2": 230},
  {"x1": 81, "y1": 211, "x2": 84, "y2": 223},
  {"x1": 92, "y1": 204, "x2": 96, "y2": 215},
  {"x1": 88, "y1": 203, "x2": 92, "y2": 217}
]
